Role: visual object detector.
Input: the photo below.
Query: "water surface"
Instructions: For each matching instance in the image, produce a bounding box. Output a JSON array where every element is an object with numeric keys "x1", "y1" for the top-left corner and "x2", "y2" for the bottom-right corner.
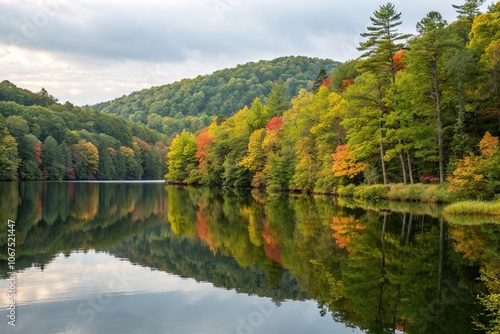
[{"x1": 0, "y1": 182, "x2": 498, "y2": 333}]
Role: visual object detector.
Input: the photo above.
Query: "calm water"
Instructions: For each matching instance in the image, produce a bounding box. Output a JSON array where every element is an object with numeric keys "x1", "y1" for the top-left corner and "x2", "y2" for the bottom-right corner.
[{"x1": 0, "y1": 182, "x2": 499, "y2": 334}]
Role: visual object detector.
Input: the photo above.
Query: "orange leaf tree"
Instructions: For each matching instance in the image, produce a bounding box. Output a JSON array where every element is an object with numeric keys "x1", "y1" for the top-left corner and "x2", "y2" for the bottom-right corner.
[{"x1": 332, "y1": 144, "x2": 369, "y2": 179}]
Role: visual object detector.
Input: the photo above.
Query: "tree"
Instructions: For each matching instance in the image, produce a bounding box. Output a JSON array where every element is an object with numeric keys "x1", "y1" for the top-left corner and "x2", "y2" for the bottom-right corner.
[
  {"x1": 448, "y1": 132, "x2": 500, "y2": 199},
  {"x1": 356, "y1": 3, "x2": 411, "y2": 184},
  {"x1": 17, "y1": 134, "x2": 43, "y2": 180},
  {"x1": 72, "y1": 140, "x2": 99, "y2": 180},
  {"x1": 332, "y1": 145, "x2": 369, "y2": 179},
  {"x1": 0, "y1": 129, "x2": 20, "y2": 180},
  {"x1": 453, "y1": 0, "x2": 486, "y2": 20},
  {"x1": 266, "y1": 80, "x2": 289, "y2": 117},
  {"x1": 342, "y1": 73, "x2": 389, "y2": 184},
  {"x1": 239, "y1": 128, "x2": 267, "y2": 187},
  {"x1": 120, "y1": 146, "x2": 143, "y2": 180},
  {"x1": 312, "y1": 69, "x2": 328, "y2": 93},
  {"x1": 5, "y1": 115, "x2": 29, "y2": 138},
  {"x1": 41, "y1": 136, "x2": 65, "y2": 180},
  {"x1": 383, "y1": 71, "x2": 437, "y2": 183},
  {"x1": 408, "y1": 11, "x2": 452, "y2": 183},
  {"x1": 467, "y1": 4, "x2": 500, "y2": 105},
  {"x1": 357, "y1": 2, "x2": 411, "y2": 84},
  {"x1": 452, "y1": 0, "x2": 486, "y2": 43},
  {"x1": 166, "y1": 130, "x2": 197, "y2": 182},
  {"x1": 59, "y1": 141, "x2": 75, "y2": 180}
]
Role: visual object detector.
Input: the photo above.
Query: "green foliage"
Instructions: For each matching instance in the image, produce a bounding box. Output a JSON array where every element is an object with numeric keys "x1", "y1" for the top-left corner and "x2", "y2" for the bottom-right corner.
[
  {"x1": 352, "y1": 184, "x2": 390, "y2": 200},
  {"x1": 0, "y1": 82, "x2": 168, "y2": 180},
  {"x1": 166, "y1": 130, "x2": 197, "y2": 182},
  {"x1": 41, "y1": 136, "x2": 65, "y2": 180},
  {"x1": 88, "y1": 56, "x2": 339, "y2": 138},
  {"x1": 0, "y1": 128, "x2": 20, "y2": 181}
]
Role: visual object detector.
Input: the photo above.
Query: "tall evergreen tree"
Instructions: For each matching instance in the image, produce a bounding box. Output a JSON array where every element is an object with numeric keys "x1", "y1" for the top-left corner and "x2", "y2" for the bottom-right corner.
[
  {"x1": 408, "y1": 11, "x2": 452, "y2": 183},
  {"x1": 356, "y1": 2, "x2": 411, "y2": 184},
  {"x1": 357, "y1": 2, "x2": 411, "y2": 84},
  {"x1": 312, "y1": 69, "x2": 328, "y2": 93}
]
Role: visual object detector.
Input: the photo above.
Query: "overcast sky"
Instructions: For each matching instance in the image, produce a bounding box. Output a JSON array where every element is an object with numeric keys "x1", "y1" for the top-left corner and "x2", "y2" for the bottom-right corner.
[{"x1": 0, "y1": 0, "x2": 492, "y2": 105}]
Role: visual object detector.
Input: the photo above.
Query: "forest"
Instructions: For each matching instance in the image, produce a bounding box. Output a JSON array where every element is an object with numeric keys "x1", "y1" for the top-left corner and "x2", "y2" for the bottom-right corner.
[
  {"x1": 0, "y1": 81, "x2": 168, "y2": 181},
  {"x1": 166, "y1": 0, "x2": 500, "y2": 201},
  {"x1": 88, "y1": 56, "x2": 339, "y2": 138}
]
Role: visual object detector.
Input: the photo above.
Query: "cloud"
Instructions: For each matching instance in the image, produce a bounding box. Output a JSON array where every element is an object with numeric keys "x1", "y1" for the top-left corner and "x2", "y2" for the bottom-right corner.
[{"x1": 0, "y1": 0, "x2": 491, "y2": 105}]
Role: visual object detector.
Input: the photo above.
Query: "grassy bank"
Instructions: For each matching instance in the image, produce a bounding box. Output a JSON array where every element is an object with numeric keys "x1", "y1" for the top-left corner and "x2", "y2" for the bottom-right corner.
[
  {"x1": 443, "y1": 201, "x2": 500, "y2": 216},
  {"x1": 336, "y1": 183, "x2": 456, "y2": 203}
]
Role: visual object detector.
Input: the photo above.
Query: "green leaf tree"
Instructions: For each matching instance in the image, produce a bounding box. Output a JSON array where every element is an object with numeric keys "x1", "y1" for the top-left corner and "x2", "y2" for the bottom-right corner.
[
  {"x1": 41, "y1": 136, "x2": 65, "y2": 180},
  {"x1": 166, "y1": 130, "x2": 197, "y2": 182}
]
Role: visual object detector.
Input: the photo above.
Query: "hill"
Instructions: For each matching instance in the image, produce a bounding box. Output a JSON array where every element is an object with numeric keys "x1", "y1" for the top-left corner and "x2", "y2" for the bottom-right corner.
[
  {"x1": 88, "y1": 56, "x2": 340, "y2": 136},
  {"x1": 0, "y1": 80, "x2": 168, "y2": 181}
]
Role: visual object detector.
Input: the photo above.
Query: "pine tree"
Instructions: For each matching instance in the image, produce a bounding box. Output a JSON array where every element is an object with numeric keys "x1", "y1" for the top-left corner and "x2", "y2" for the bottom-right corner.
[{"x1": 312, "y1": 69, "x2": 328, "y2": 93}]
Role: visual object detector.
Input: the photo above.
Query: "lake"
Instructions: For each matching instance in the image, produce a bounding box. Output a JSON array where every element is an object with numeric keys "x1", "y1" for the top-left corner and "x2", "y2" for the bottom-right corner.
[{"x1": 0, "y1": 182, "x2": 498, "y2": 333}]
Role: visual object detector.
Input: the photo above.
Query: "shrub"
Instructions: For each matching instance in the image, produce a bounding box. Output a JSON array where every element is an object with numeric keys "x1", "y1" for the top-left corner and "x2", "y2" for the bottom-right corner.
[
  {"x1": 337, "y1": 184, "x2": 356, "y2": 197},
  {"x1": 353, "y1": 184, "x2": 390, "y2": 200},
  {"x1": 419, "y1": 175, "x2": 440, "y2": 184}
]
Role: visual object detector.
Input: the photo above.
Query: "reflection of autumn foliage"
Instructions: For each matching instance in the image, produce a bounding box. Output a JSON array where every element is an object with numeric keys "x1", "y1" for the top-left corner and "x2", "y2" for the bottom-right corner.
[
  {"x1": 449, "y1": 226, "x2": 485, "y2": 262},
  {"x1": 330, "y1": 215, "x2": 365, "y2": 252},
  {"x1": 196, "y1": 209, "x2": 217, "y2": 253},
  {"x1": 35, "y1": 191, "x2": 43, "y2": 224},
  {"x1": 261, "y1": 219, "x2": 281, "y2": 263},
  {"x1": 70, "y1": 184, "x2": 99, "y2": 221}
]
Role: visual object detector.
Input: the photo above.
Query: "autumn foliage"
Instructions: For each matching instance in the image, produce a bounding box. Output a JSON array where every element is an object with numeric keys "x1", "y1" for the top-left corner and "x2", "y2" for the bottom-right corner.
[
  {"x1": 448, "y1": 132, "x2": 500, "y2": 198},
  {"x1": 479, "y1": 131, "x2": 499, "y2": 156},
  {"x1": 265, "y1": 116, "x2": 284, "y2": 132},
  {"x1": 393, "y1": 49, "x2": 407, "y2": 72},
  {"x1": 332, "y1": 145, "x2": 369, "y2": 179}
]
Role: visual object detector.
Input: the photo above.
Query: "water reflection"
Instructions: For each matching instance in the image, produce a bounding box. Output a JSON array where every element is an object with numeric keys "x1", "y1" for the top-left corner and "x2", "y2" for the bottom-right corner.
[{"x1": 0, "y1": 183, "x2": 498, "y2": 333}]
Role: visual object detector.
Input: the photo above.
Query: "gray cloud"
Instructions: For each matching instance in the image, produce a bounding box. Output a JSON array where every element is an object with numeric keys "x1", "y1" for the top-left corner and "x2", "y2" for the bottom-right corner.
[{"x1": 0, "y1": 0, "x2": 490, "y2": 105}]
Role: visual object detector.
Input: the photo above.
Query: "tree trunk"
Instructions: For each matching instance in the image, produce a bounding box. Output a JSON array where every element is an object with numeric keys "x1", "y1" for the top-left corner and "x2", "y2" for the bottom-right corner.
[
  {"x1": 432, "y1": 61, "x2": 445, "y2": 183},
  {"x1": 407, "y1": 151, "x2": 414, "y2": 184},
  {"x1": 379, "y1": 126, "x2": 388, "y2": 185},
  {"x1": 399, "y1": 150, "x2": 407, "y2": 184}
]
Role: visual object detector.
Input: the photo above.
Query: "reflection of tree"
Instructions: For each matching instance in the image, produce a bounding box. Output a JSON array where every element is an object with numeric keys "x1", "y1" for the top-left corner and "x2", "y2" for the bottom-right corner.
[
  {"x1": 0, "y1": 182, "x2": 168, "y2": 277},
  {"x1": 0, "y1": 183, "x2": 491, "y2": 333},
  {"x1": 449, "y1": 223, "x2": 500, "y2": 333}
]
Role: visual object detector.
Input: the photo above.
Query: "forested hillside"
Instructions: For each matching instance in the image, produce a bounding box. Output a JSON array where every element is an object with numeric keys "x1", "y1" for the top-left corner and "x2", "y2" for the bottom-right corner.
[
  {"x1": 0, "y1": 81, "x2": 168, "y2": 181},
  {"x1": 88, "y1": 56, "x2": 339, "y2": 137},
  {"x1": 166, "y1": 1, "x2": 500, "y2": 200}
]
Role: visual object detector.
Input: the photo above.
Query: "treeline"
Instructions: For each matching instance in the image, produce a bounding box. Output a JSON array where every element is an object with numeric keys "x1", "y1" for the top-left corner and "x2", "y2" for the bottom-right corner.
[
  {"x1": 0, "y1": 81, "x2": 168, "y2": 181},
  {"x1": 88, "y1": 56, "x2": 339, "y2": 139},
  {"x1": 167, "y1": 1, "x2": 500, "y2": 200}
]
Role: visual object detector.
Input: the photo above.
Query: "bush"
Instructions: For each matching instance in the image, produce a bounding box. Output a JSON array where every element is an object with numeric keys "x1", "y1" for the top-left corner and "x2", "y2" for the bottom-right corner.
[
  {"x1": 419, "y1": 175, "x2": 440, "y2": 184},
  {"x1": 420, "y1": 184, "x2": 455, "y2": 203},
  {"x1": 353, "y1": 184, "x2": 390, "y2": 200},
  {"x1": 387, "y1": 184, "x2": 426, "y2": 202},
  {"x1": 337, "y1": 184, "x2": 356, "y2": 197}
]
